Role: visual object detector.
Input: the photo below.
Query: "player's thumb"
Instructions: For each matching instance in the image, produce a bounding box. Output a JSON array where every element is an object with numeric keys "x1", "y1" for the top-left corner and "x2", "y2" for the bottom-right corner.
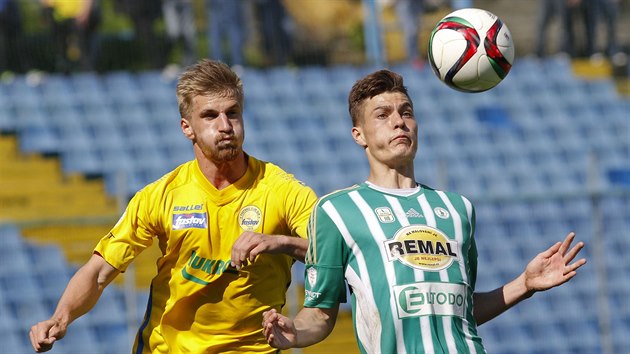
[{"x1": 48, "y1": 323, "x2": 66, "y2": 342}]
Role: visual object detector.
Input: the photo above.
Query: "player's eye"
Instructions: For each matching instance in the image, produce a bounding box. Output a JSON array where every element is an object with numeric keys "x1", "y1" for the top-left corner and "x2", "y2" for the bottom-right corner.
[
  {"x1": 227, "y1": 110, "x2": 240, "y2": 119},
  {"x1": 375, "y1": 110, "x2": 388, "y2": 119}
]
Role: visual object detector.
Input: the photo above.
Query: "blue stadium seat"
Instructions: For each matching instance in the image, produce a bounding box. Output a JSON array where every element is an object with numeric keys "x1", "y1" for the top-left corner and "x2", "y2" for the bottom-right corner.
[
  {"x1": 5, "y1": 293, "x2": 49, "y2": 333},
  {"x1": 72, "y1": 74, "x2": 110, "y2": 107},
  {"x1": 607, "y1": 168, "x2": 630, "y2": 187},
  {"x1": 52, "y1": 322, "x2": 103, "y2": 354},
  {"x1": 0, "y1": 106, "x2": 15, "y2": 132},
  {"x1": 5, "y1": 78, "x2": 41, "y2": 109},
  {"x1": 91, "y1": 124, "x2": 127, "y2": 151},
  {"x1": 92, "y1": 322, "x2": 131, "y2": 354},
  {"x1": 0, "y1": 235, "x2": 30, "y2": 277},
  {"x1": 149, "y1": 100, "x2": 180, "y2": 125},
  {"x1": 27, "y1": 243, "x2": 68, "y2": 273},
  {"x1": 105, "y1": 74, "x2": 143, "y2": 106},
  {"x1": 135, "y1": 291, "x2": 150, "y2": 323},
  {"x1": 80, "y1": 107, "x2": 119, "y2": 132},
  {"x1": 19, "y1": 125, "x2": 62, "y2": 154},
  {"x1": 0, "y1": 329, "x2": 30, "y2": 354},
  {"x1": 0, "y1": 224, "x2": 22, "y2": 242},
  {"x1": 297, "y1": 66, "x2": 334, "y2": 99},
  {"x1": 61, "y1": 147, "x2": 103, "y2": 175},
  {"x1": 137, "y1": 71, "x2": 176, "y2": 103},
  {"x1": 48, "y1": 106, "x2": 84, "y2": 133},
  {"x1": 14, "y1": 104, "x2": 49, "y2": 130},
  {"x1": 99, "y1": 145, "x2": 135, "y2": 172},
  {"x1": 88, "y1": 287, "x2": 126, "y2": 325}
]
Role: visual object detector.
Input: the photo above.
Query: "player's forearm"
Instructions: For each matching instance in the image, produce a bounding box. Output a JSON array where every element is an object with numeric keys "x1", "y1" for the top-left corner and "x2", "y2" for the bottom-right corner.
[
  {"x1": 473, "y1": 272, "x2": 534, "y2": 325},
  {"x1": 292, "y1": 307, "x2": 338, "y2": 348},
  {"x1": 51, "y1": 255, "x2": 118, "y2": 327},
  {"x1": 277, "y1": 236, "x2": 309, "y2": 262}
]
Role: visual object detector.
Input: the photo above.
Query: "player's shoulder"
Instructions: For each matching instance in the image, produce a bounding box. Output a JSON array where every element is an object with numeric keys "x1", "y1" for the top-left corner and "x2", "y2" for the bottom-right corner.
[
  {"x1": 420, "y1": 184, "x2": 473, "y2": 205},
  {"x1": 316, "y1": 184, "x2": 362, "y2": 207},
  {"x1": 252, "y1": 156, "x2": 310, "y2": 187}
]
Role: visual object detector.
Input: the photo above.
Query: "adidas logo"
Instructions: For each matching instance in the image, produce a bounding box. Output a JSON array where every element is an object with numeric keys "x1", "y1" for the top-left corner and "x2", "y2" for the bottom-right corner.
[{"x1": 405, "y1": 208, "x2": 423, "y2": 218}]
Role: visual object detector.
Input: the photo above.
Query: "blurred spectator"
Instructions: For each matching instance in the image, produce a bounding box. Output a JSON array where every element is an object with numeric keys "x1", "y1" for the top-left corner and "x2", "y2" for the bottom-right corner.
[
  {"x1": 41, "y1": 0, "x2": 101, "y2": 73},
  {"x1": 0, "y1": 0, "x2": 26, "y2": 74},
  {"x1": 254, "y1": 0, "x2": 293, "y2": 66},
  {"x1": 206, "y1": 0, "x2": 246, "y2": 67},
  {"x1": 163, "y1": 0, "x2": 197, "y2": 67},
  {"x1": 394, "y1": 0, "x2": 424, "y2": 68},
  {"x1": 567, "y1": 0, "x2": 597, "y2": 57},
  {"x1": 115, "y1": 0, "x2": 164, "y2": 69},
  {"x1": 594, "y1": 0, "x2": 620, "y2": 57},
  {"x1": 535, "y1": 0, "x2": 573, "y2": 57}
]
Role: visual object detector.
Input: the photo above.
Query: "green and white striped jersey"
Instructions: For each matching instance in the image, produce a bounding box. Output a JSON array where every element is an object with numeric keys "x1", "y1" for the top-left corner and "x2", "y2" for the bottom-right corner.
[{"x1": 304, "y1": 182, "x2": 486, "y2": 354}]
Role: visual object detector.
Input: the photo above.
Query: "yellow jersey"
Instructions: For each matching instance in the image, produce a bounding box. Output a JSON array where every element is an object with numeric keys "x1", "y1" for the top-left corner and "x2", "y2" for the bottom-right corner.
[
  {"x1": 45, "y1": 0, "x2": 88, "y2": 21},
  {"x1": 94, "y1": 156, "x2": 317, "y2": 353}
]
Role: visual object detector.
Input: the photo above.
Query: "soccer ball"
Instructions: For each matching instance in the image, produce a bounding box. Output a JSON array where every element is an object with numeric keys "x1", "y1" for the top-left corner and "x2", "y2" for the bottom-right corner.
[{"x1": 428, "y1": 8, "x2": 514, "y2": 93}]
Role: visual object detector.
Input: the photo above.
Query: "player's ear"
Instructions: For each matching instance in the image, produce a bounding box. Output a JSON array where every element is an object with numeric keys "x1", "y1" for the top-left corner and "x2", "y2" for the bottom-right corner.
[
  {"x1": 181, "y1": 117, "x2": 194, "y2": 140},
  {"x1": 352, "y1": 126, "x2": 367, "y2": 148}
]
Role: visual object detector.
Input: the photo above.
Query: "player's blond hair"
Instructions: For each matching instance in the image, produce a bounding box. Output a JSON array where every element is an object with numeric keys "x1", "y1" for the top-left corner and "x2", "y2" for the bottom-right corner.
[
  {"x1": 176, "y1": 59, "x2": 244, "y2": 119},
  {"x1": 348, "y1": 69, "x2": 411, "y2": 127}
]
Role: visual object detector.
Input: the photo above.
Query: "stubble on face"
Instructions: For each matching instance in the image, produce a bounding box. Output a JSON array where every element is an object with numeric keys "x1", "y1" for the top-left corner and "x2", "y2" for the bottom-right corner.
[{"x1": 210, "y1": 133, "x2": 241, "y2": 163}]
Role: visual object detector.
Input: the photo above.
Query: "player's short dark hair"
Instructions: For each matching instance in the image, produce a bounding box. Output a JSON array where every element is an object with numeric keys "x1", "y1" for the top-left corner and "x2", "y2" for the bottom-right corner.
[
  {"x1": 348, "y1": 69, "x2": 411, "y2": 127},
  {"x1": 176, "y1": 59, "x2": 244, "y2": 119}
]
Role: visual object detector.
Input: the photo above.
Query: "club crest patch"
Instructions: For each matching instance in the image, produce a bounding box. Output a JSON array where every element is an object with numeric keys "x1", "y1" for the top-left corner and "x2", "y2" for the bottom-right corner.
[
  {"x1": 238, "y1": 205, "x2": 262, "y2": 231},
  {"x1": 307, "y1": 267, "x2": 318, "y2": 288},
  {"x1": 375, "y1": 207, "x2": 396, "y2": 223},
  {"x1": 434, "y1": 207, "x2": 450, "y2": 219}
]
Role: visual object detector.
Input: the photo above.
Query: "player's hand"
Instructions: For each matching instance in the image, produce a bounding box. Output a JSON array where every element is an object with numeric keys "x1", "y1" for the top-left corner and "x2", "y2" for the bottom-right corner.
[
  {"x1": 523, "y1": 232, "x2": 586, "y2": 293},
  {"x1": 231, "y1": 232, "x2": 282, "y2": 270},
  {"x1": 29, "y1": 319, "x2": 66, "y2": 352},
  {"x1": 262, "y1": 309, "x2": 297, "y2": 349}
]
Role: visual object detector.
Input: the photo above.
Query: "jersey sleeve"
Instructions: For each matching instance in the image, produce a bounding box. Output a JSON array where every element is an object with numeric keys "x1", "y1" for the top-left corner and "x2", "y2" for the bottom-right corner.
[
  {"x1": 280, "y1": 176, "x2": 318, "y2": 239},
  {"x1": 467, "y1": 205, "x2": 478, "y2": 290},
  {"x1": 94, "y1": 188, "x2": 158, "y2": 271},
  {"x1": 303, "y1": 201, "x2": 347, "y2": 308}
]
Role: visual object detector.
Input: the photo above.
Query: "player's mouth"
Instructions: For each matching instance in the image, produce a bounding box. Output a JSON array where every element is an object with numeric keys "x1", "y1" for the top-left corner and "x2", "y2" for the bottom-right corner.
[
  {"x1": 391, "y1": 134, "x2": 411, "y2": 144},
  {"x1": 217, "y1": 135, "x2": 235, "y2": 144}
]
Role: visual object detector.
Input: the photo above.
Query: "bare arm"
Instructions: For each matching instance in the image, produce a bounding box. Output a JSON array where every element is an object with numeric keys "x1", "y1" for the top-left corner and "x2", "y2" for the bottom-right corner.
[
  {"x1": 29, "y1": 254, "x2": 120, "y2": 352},
  {"x1": 231, "y1": 231, "x2": 309, "y2": 269},
  {"x1": 474, "y1": 232, "x2": 586, "y2": 325},
  {"x1": 263, "y1": 306, "x2": 339, "y2": 349}
]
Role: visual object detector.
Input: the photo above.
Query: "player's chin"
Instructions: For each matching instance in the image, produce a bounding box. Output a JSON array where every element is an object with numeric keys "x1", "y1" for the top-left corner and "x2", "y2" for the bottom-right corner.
[
  {"x1": 392, "y1": 145, "x2": 417, "y2": 159},
  {"x1": 214, "y1": 147, "x2": 241, "y2": 161}
]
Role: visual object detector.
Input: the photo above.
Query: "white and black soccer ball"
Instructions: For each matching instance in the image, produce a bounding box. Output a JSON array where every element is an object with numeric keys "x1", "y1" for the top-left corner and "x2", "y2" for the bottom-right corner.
[{"x1": 428, "y1": 8, "x2": 515, "y2": 93}]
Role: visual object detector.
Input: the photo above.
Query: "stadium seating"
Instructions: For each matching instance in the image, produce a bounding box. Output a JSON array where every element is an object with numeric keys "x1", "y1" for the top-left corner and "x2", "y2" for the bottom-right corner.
[
  {"x1": 1, "y1": 55, "x2": 629, "y2": 353},
  {"x1": 0, "y1": 225, "x2": 143, "y2": 354}
]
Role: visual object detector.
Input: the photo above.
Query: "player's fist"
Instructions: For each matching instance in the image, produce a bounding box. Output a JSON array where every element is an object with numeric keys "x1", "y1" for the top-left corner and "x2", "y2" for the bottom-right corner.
[{"x1": 29, "y1": 319, "x2": 66, "y2": 353}]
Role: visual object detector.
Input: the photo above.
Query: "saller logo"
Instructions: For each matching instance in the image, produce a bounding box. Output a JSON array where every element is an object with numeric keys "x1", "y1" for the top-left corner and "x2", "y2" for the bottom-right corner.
[
  {"x1": 384, "y1": 225, "x2": 458, "y2": 271},
  {"x1": 172, "y1": 213, "x2": 208, "y2": 230}
]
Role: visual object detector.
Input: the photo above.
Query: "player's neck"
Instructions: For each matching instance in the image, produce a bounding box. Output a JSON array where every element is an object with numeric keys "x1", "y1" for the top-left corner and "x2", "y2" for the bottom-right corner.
[
  {"x1": 366, "y1": 165, "x2": 416, "y2": 189},
  {"x1": 197, "y1": 153, "x2": 248, "y2": 190}
]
